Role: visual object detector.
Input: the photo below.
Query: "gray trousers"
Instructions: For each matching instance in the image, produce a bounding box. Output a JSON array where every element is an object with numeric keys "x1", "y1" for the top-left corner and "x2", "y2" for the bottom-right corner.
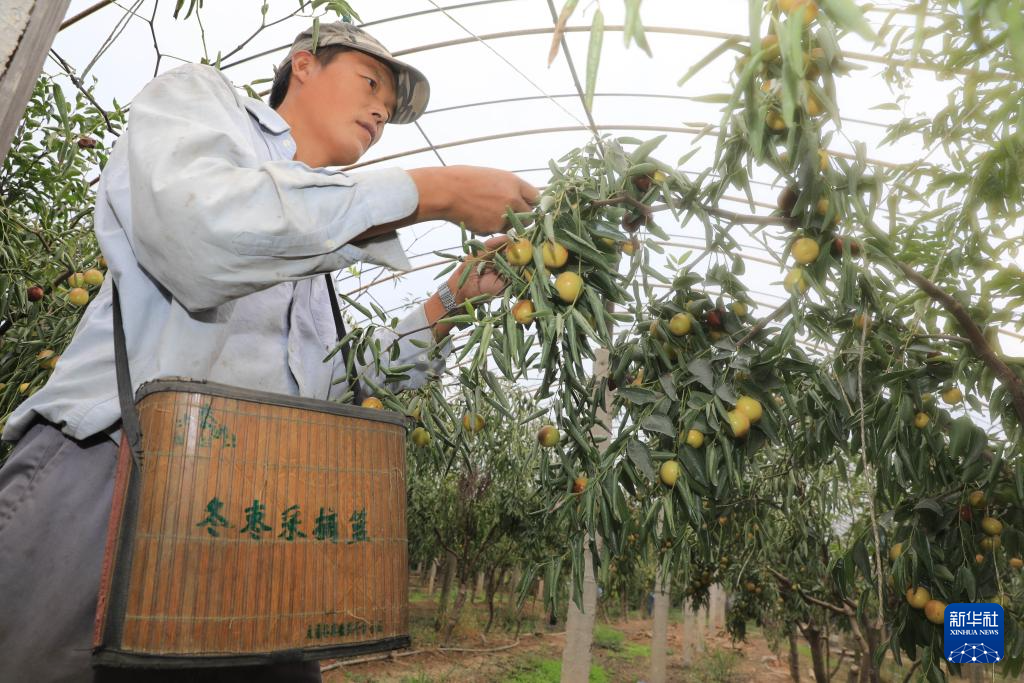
[{"x1": 0, "y1": 422, "x2": 322, "y2": 682}]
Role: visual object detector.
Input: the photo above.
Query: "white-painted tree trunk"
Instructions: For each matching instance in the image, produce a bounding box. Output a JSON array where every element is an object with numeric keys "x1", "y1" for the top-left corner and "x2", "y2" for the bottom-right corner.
[
  {"x1": 680, "y1": 600, "x2": 700, "y2": 665},
  {"x1": 561, "y1": 539, "x2": 600, "y2": 682},
  {"x1": 427, "y1": 557, "x2": 438, "y2": 594},
  {"x1": 706, "y1": 584, "x2": 725, "y2": 637},
  {"x1": 474, "y1": 570, "x2": 485, "y2": 601},
  {"x1": 649, "y1": 566, "x2": 670, "y2": 682},
  {"x1": 561, "y1": 344, "x2": 613, "y2": 683}
]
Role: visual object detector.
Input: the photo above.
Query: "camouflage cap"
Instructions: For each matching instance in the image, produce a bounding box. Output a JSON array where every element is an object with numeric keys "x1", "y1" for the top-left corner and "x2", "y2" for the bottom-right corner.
[{"x1": 279, "y1": 22, "x2": 429, "y2": 125}]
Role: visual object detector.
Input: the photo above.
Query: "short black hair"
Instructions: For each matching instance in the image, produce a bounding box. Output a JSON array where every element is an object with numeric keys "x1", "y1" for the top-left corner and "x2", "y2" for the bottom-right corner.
[{"x1": 269, "y1": 45, "x2": 352, "y2": 109}]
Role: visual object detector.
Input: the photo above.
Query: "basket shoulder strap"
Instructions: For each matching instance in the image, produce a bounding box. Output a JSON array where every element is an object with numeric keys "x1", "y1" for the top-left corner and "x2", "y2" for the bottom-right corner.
[
  {"x1": 323, "y1": 273, "x2": 361, "y2": 400},
  {"x1": 110, "y1": 281, "x2": 144, "y2": 470}
]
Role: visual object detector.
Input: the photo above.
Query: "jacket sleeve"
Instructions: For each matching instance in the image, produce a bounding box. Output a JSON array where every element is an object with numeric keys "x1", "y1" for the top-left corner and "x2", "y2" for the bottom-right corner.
[{"x1": 125, "y1": 64, "x2": 418, "y2": 312}]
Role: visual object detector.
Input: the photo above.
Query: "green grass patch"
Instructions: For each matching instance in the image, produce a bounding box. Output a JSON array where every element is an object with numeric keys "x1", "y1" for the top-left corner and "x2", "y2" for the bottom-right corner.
[
  {"x1": 685, "y1": 649, "x2": 741, "y2": 683},
  {"x1": 501, "y1": 656, "x2": 609, "y2": 683},
  {"x1": 399, "y1": 674, "x2": 434, "y2": 683},
  {"x1": 592, "y1": 624, "x2": 625, "y2": 651},
  {"x1": 607, "y1": 642, "x2": 650, "y2": 660}
]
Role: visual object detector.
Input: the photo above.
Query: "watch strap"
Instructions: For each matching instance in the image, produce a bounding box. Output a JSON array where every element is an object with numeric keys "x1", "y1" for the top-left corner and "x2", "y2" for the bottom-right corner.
[{"x1": 438, "y1": 281, "x2": 459, "y2": 315}]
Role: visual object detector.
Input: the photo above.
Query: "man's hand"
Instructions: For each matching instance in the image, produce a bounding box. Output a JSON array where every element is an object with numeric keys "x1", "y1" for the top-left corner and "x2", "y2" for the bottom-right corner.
[
  {"x1": 353, "y1": 166, "x2": 539, "y2": 244},
  {"x1": 407, "y1": 166, "x2": 539, "y2": 235},
  {"x1": 447, "y1": 235, "x2": 510, "y2": 302},
  {"x1": 425, "y1": 235, "x2": 511, "y2": 340}
]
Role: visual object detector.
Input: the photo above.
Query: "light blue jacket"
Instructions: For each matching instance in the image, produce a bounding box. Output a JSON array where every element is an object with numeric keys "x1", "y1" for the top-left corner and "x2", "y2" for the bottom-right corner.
[{"x1": 3, "y1": 64, "x2": 446, "y2": 443}]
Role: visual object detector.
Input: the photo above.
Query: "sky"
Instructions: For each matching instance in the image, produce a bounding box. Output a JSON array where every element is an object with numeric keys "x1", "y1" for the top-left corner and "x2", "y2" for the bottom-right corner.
[{"x1": 46, "y1": 0, "x2": 1024, "y2": 384}]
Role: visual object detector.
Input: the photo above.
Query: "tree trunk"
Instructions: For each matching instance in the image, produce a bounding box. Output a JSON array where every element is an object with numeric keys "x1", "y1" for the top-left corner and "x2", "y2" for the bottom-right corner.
[
  {"x1": 680, "y1": 602, "x2": 695, "y2": 665},
  {"x1": 535, "y1": 577, "x2": 545, "y2": 606},
  {"x1": 861, "y1": 623, "x2": 881, "y2": 683},
  {"x1": 561, "y1": 336, "x2": 612, "y2": 681},
  {"x1": 441, "y1": 579, "x2": 470, "y2": 643},
  {"x1": 561, "y1": 536, "x2": 600, "y2": 682},
  {"x1": 484, "y1": 567, "x2": 499, "y2": 634},
  {"x1": 848, "y1": 617, "x2": 881, "y2": 683},
  {"x1": 805, "y1": 627, "x2": 829, "y2": 683},
  {"x1": 433, "y1": 550, "x2": 457, "y2": 631},
  {"x1": 513, "y1": 590, "x2": 528, "y2": 640},
  {"x1": 649, "y1": 569, "x2": 670, "y2": 683},
  {"x1": 472, "y1": 570, "x2": 485, "y2": 603},
  {"x1": 620, "y1": 590, "x2": 628, "y2": 621},
  {"x1": 962, "y1": 663, "x2": 985, "y2": 683},
  {"x1": 427, "y1": 558, "x2": 439, "y2": 595},
  {"x1": 705, "y1": 584, "x2": 724, "y2": 638},
  {"x1": 788, "y1": 627, "x2": 801, "y2": 682},
  {"x1": 506, "y1": 567, "x2": 521, "y2": 607}
]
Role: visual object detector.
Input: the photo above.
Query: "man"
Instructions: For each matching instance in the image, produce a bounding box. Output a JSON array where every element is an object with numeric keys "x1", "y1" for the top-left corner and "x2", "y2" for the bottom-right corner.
[{"x1": 0, "y1": 21, "x2": 537, "y2": 682}]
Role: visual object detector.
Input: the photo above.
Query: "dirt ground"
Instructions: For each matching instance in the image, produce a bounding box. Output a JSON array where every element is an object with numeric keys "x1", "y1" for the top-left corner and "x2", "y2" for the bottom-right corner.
[{"x1": 320, "y1": 592, "x2": 797, "y2": 683}]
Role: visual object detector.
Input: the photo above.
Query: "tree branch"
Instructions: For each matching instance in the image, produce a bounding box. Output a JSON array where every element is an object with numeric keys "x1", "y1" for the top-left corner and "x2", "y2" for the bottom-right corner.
[
  {"x1": 892, "y1": 260, "x2": 1024, "y2": 424},
  {"x1": 60, "y1": 0, "x2": 115, "y2": 31},
  {"x1": 911, "y1": 333, "x2": 972, "y2": 345},
  {"x1": 703, "y1": 205, "x2": 791, "y2": 227},
  {"x1": 49, "y1": 51, "x2": 119, "y2": 137},
  {"x1": 736, "y1": 301, "x2": 790, "y2": 348},
  {"x1": 767, "y1": 568, "x2": 851, "y2": 616},
  {"x1": 900, "y1": 660, "x2": 920, "y2": 683},
  {"x1": 588, "y1": 193, "x2": 652, "y2": 220}
]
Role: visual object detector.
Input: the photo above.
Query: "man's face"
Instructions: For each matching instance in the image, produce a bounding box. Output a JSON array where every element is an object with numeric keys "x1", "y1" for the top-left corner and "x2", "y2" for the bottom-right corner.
[{"x1": 290, "y1": 49, "x2": 397, "y2": 166}]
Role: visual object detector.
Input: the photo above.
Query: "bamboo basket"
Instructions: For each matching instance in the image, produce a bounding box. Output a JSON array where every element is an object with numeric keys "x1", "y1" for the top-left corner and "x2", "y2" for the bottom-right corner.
[{"x1": 93, "y1": 379, "x2": 410, "y2": 668}]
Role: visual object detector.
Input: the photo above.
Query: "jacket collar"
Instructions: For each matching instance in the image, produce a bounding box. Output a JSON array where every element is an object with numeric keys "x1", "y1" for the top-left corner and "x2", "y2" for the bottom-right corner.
[{"x1": 243, "y1": 97, "x2": 291, "y2": 135}]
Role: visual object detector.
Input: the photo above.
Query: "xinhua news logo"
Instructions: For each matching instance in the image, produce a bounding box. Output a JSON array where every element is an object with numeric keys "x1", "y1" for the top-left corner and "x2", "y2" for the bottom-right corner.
[{"x1": 944, "y1": 603, "x2": 1004, "y2": 664}]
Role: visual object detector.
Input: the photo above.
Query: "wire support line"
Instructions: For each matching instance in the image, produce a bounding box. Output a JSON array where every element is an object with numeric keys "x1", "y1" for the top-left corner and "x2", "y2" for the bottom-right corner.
[
  {"x1": 342, "y1": 124, "x2": 908, "y2": 171},
  {"x1": 218, "y1": 0, "x2": 520, "y2": 71},
  {"x1": 385, "y1": 25, "x2": 1002, "y2": 81},
  {"x1": 400, "y1": 121, "x2": 450, "y2": 257},
  {"x1": 425, "y1": 0, "x2": 590, "y2": 131},
  {"x1": 225, "y1": 23, "x2": 997, "y2": 81},
  {"x1": 423, "y1": 93, "x2": 898, "y2": 132},
  {"x1": 360, "y1": 0, "x2": 518, "y2": 29}
]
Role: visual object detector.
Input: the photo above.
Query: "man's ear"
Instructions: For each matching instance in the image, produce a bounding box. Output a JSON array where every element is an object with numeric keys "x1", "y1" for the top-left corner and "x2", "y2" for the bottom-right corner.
[{"x1": 290, "y1": 50, "x2": 318, "y2": 85}]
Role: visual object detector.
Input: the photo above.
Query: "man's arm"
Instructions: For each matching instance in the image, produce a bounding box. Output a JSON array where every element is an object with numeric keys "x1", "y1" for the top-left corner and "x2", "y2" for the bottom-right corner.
[
  {"x1": 125, "y1": 65, "x2": 535, "y2": 313},
  {"x1": 352, "y1": 166, "x2": 539, "y2": 243}
]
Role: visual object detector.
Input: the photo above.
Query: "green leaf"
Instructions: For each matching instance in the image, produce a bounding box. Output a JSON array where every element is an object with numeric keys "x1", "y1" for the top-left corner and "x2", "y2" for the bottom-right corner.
[
  {"x1": 913, "y1": 499, "x2": 943, "y2": 518},
  {"x1": 1006, "y1": 0, "x2": 1024, "y2": 80},
  {"x1": 584, "y1": 10, "x2": 604, "y2": 113},
  {"x1": 687, "y1": 358, "x2": 715, "y2": 391},
  {"x1": 627, "y1": 438, "x2": 657, "y2": 481},
  {"x1": 677, "y1": 38, "x2": 742, "y2": 87},
  {"x1": 659, "y1": 373, "x2": 677, "y2": 401},
  {"x1": 641, "y1": 414, "x2": 676, "y2": 437},
  {"x1": 617, "y1": 386, "x2": 659, "y2": 405},
  {"x1": 957, "y1": 565, "x2": 977, "y2": 602},
  {"x1": 623, "y1": 0, "x2": 652, "y2": 56},
  {"x1": 630, "y1": 135, "x2": 667, "y2": 164},
  {"x1": 820, "y1": 0, "x2": 878, "y2": 43},
  {"x1": 337, "y1": 292, "x2": 371, "y2": 319},
  {"x1": 438, "y1": 314, "x2": 476, "y2": 326}
]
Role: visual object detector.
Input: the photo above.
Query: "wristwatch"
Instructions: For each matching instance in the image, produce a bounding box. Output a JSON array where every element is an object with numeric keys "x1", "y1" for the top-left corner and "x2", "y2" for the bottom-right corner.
[{"x1": 438, "y1": 281, "x2": 460, "y2": 316}]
